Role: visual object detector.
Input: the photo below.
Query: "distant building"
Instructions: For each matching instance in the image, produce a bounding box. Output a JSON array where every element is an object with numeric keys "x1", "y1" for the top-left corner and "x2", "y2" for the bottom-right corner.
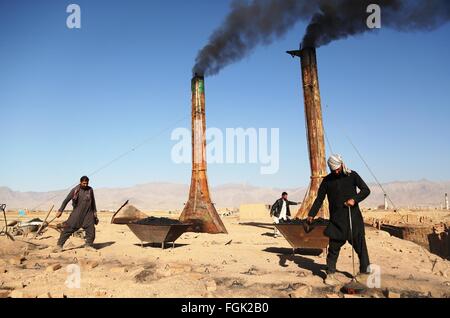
[{"x1": 238, "y1": 204, "x2": 271, "y2": 222}]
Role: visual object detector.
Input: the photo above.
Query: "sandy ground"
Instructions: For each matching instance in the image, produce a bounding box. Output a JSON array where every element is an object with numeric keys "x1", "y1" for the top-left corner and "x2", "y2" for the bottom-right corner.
[{"x1": 1, "y1": 211, "x2": 450, "y2": 298}]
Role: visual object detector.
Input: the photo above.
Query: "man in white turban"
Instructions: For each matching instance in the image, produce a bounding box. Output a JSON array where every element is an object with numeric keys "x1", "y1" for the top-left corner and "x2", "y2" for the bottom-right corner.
[
  {"x1": 307, "y1": 154, "x2": 371, "y2": 286},
  {"x1": 327, "y1": 154, "x2": 352, "y2": 175}
]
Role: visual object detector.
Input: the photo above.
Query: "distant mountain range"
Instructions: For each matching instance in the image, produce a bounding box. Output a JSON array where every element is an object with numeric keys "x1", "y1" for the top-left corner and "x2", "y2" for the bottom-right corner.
[{"x1": 0, "y1": 179, "x2": 449, "y2": 211}]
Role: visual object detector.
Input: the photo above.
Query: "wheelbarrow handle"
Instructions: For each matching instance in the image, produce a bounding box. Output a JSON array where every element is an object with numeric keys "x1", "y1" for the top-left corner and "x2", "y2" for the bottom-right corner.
[{"x1": 110, "y1": 200, "x2": 129, "y2": 224}]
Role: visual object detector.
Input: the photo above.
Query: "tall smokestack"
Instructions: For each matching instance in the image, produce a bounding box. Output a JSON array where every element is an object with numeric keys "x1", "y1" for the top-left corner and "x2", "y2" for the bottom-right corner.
[
  {"x1": 384, "y1": 194, "x2": 389, "y2": 210},
  {"x1": 288, "y1": 47, "x2": 328, "y2": 219},
  {"x1": 179, "y1": 75, "x2": 228, "y2": 234},
  {"x1": 446, "y1": 193, "x2": 449, "y2": 211}
]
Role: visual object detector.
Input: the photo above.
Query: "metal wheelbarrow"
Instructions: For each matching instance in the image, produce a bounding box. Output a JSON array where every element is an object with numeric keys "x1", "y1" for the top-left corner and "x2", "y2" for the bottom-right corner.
[
  {"x1": 111, "y1": 202, "x2": 191, "y2": 249},
  {"x1": 275, "y1": 220, "x2": 329, "y2": 256},
  {"x1": 126, "y1": 223, "x2": 191, "y2": 249}
]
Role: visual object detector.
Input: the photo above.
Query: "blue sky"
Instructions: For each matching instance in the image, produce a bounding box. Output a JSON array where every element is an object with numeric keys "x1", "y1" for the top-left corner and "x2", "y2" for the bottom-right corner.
[{"x1": 1, "y1": 0, "x2": 449, "y2": 192}]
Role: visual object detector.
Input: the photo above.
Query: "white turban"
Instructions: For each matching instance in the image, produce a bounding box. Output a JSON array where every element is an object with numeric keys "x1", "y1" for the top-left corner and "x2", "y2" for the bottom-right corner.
[{"x1": 328, "y1": 154, "x2": 351, "y2": 175}]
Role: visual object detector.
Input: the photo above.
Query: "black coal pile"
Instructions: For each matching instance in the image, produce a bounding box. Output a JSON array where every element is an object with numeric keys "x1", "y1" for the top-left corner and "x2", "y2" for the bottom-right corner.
[
  {"x1": 279, "y1": 218, "x2": 329, "y2": 233},
  {"x1": 134, "y1": 217, "x2": 183, "y2": 226},
  {"x1": 283, "y1": 218, "x2": 329, "y2": 226}
]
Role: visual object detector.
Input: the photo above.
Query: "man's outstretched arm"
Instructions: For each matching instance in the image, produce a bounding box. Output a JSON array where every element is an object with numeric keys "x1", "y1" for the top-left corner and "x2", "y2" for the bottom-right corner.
[
  {"x1": 56, "y1": 188, "x2": 75, "y2": 217},
  {"x1": 307, "y1": 181, "x2": 327, "y2": 220}
]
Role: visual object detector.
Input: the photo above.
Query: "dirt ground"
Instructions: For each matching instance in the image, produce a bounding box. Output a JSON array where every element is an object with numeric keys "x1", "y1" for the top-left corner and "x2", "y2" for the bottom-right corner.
[
  {"x1": 1, "y1": 211, "x2": 450, "y2": 298},
  {"x1": 363, "y1": 209, "x2": 450, "y2": 225}
]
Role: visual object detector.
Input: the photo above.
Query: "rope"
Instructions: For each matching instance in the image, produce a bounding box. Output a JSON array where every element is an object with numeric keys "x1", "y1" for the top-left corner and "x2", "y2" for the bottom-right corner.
[
  {"x1": 324, "y1": 105, "x2": 334, "y2": 155},
  {"x1": 344, "y1": 135, "x2": 397, "y2": 211},
  {"x1": 29, "y1": 114, "x2": 190, "y2": 211},
  {"x1": 310, "y1": 175, "x2": 328, "y2": 179},
  {"x1": 323, "y1": 104, "x2": 398, "y2": 212},
  {"x1": 324, "y1": 131, "x2": 334, "y2": 157}
]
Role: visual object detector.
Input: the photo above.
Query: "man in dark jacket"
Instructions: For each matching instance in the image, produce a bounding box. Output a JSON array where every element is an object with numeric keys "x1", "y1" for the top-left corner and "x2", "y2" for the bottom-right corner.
[
  {"x1": 53, "y1": 176, "x2": 98, "y2": 252},
  {"x1": 307, "y1": 154, "x2": 371, "y2": 286},
  {"x1": 270, "y1": 192, "x2": 300, "y2": 237}
]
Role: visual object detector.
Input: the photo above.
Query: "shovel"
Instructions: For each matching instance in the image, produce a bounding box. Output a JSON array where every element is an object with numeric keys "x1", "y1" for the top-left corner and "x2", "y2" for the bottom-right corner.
[{"x1": 32, "y1": 205, "x2": 54, "y2": 239}]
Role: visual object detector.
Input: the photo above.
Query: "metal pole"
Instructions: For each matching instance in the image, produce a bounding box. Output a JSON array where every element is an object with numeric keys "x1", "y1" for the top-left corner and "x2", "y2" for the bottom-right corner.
[
  {"x1": 1, "y1": 204, "x2": 7, "y2": 235},
  {"x1": 287, "y1": 47, "x2": 328, "y2": 219},
  {"x1": 33, "y1": 205, "x2": 54, "y2": 239},
  {"x1": 1, "y1": 204, "x2": 14, "y2": 241},
  {"x1": 179, "y1": 75, "x2": 227, "y2": 234},
  {"x1": 348, "y1": 206, "x2": 356, "y2": 280}
]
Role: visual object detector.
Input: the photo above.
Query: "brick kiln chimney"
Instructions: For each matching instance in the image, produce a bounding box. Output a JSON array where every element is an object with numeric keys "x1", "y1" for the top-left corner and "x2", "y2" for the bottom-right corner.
[
  {"x1": 179, "y1": 75, "x2": 228, "y2": 234},
  {"x1": 287, "y1": 47, "x2": 329, "y2": 219}
]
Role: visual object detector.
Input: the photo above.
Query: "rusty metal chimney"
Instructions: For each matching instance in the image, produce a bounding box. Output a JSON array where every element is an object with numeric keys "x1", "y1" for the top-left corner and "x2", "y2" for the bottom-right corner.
[
  {"x1": 179, "y1": 75, "x2": 228, "y2": 234},
  {"x1": 287, "y1": 47, "x2": 329, "y2": 219}
]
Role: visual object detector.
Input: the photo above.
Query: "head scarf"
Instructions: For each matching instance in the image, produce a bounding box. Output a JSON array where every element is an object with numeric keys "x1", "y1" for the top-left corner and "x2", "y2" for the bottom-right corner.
[{"x1": 327, "y1": 154, "x2": 351, "y2": 175}]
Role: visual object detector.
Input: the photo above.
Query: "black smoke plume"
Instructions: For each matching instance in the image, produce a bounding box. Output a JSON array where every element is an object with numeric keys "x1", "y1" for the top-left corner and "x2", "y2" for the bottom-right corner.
[
  {"x1": 302, "y1": 0, "x2": 450, "y2": 48},
  {"x1": 193, "y1": 0, "x2": 316, "y2": 76},
  {"x1": 193, "y1": 0, "x2": 450, "y2": 77}
]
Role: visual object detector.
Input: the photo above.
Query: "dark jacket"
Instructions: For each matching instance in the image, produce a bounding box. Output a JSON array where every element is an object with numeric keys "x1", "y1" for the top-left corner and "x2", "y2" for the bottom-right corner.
[
  {"x1": 308, "y1": 171, "x2": 370, "y2": 241},
  {"x1": 270, "y1": 199, "x2": 298, "y2": 218}
]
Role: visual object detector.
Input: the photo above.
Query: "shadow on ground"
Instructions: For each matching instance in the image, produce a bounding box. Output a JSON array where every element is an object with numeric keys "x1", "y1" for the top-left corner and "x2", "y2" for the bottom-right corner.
[
  {"x1": 261, "y1": 232, "x2": 277, "y2": 237},
  {"x1": 239, "y1": 222, "x2": 274, "y2": 230},
  {"x1": 263, "y1": 247, "x2": 352, "y2": 280},
  {"x1": 132, "y1": 242, "x2": 188, "y2": 249}
]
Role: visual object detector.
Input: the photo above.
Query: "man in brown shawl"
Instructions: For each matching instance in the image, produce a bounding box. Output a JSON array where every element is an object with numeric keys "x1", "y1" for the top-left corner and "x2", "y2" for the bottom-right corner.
[{"x1": 54, "y1": 176, "x2": 98, "y2": 252}]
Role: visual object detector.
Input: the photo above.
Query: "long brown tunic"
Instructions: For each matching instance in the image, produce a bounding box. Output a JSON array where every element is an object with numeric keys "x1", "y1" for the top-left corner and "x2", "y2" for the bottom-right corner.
[{"x1": 58, "y1": 186, "x2": 97, "y2": 229}]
